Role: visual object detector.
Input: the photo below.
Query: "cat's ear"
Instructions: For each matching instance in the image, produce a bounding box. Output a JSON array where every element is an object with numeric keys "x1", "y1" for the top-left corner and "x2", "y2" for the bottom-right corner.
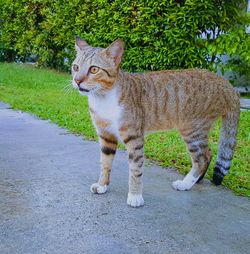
[
  {"x1": 102, "y1": 39, "x2": 124, "y2": 66},
  {"x1": 75, "y1": 36, "x2": 89, "y2": 51}
]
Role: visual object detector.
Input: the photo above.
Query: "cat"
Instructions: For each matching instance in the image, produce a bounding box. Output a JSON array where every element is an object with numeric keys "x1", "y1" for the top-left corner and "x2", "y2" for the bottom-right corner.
[{"x1": 71, "y1": 36, "x2": 240, "y2": 207}]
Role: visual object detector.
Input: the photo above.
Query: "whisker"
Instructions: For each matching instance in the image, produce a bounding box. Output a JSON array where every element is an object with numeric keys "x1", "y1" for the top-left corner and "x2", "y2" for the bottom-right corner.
[
  {"x1": 62, "y1": 84, "x2": 74, "y2": 94},
  {"x1": 62, "y1": 81, "x2": 74, "y2": 94}
]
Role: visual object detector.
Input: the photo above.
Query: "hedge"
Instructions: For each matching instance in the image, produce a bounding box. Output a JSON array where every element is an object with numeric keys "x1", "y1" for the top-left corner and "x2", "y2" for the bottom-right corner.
[{"x1": 0, "y1": 0, "x2": 249, "y2": 83}]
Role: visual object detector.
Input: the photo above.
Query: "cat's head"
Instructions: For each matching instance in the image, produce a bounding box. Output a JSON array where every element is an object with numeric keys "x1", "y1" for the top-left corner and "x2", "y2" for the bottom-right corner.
[{"x1": 72, "y1": 37, "x2": 124, "y2": 96}]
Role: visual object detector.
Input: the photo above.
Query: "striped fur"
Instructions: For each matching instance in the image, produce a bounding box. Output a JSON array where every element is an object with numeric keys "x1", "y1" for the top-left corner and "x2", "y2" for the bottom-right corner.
[
  {"x1": 213, "y1": 111, "x2": 240, "y2": 185},
  {"x1": 72, "y1": 38, "x2": 240, "y2": 207}
]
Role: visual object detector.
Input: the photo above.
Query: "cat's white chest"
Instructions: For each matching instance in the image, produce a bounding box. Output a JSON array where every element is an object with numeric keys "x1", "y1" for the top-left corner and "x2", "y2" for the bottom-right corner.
[{"x1": 88, "y1": 88, "x2": 122, "y2": 137}]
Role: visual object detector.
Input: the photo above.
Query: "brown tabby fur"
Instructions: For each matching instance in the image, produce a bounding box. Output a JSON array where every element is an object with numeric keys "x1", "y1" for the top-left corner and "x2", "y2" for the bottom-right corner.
[{"x1": 72, "y1": 37, "x2": 240, "y2": 207}]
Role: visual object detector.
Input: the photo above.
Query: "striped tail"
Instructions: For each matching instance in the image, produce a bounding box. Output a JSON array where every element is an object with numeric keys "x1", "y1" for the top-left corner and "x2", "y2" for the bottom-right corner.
[{"x1": 213, "y1": 111, "x2": 240, "y2": 185}]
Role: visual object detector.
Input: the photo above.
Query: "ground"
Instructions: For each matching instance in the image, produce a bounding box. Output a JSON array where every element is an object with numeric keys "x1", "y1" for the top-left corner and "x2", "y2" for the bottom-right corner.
[{"x1": 0, "y1": 102, "x2": 249, "y2": 254}]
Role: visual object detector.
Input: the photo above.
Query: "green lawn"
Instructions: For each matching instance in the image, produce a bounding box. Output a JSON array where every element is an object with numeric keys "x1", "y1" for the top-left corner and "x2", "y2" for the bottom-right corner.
[{"x1": 0, "y1": 63, "x2": 249, "y2": 196}]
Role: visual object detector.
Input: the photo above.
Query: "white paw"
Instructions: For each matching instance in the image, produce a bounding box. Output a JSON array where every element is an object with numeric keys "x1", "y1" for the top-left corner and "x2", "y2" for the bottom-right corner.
[
  {"x1": 127, "y1": 193, "x2": 144, "y2": 207},
  {"x1": 90, "y1": 183, "x2": 107, "y2": 194},
  {"x1": 172, "y1": 180, "x2": 192, "y2": 191}
]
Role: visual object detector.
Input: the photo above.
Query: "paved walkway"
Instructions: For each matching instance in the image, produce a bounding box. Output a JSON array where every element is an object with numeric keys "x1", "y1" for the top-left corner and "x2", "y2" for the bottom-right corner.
[
  {"x1": 240, "y1": 98, "x2": 250, "y2": 110},
  {"x1": 0, "y1": 102, "x2": 249, "y2": 254}
]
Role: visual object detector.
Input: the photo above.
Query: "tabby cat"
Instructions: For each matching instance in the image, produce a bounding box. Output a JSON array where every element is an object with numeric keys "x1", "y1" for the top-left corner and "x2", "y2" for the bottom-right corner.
[{"x1": 71, "y1": 37, "x2": 240, "y2": 207}]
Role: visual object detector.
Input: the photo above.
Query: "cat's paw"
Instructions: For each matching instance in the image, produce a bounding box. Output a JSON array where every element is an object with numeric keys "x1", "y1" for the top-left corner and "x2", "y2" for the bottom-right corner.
[
  {"x1": 90, "y1": 183, "x2": 107, "y2": 194},
  {"x1": 172, "y1": 180, "x2": 192, "y2": 191},
  {"x1": 127, "y1": 193, "x2": 144, "y2": 207}
]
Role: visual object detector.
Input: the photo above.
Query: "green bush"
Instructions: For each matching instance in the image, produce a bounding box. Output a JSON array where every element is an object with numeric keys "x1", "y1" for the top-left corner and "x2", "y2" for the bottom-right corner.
[{"x1": 0, "y1": 0, "x2": 249, "y2": 81}]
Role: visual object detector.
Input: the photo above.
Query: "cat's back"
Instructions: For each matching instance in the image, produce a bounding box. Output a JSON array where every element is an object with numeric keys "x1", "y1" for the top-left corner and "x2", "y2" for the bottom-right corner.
[
  {"x1": 122, "y1": 68, "x2": 239, "y2": 130},
  {"x1": 135, "y1": 68, "x2": 239, "y2": 109},
  {"x1": 139, "y1": 68, "x2": 232, "y2": 89}
]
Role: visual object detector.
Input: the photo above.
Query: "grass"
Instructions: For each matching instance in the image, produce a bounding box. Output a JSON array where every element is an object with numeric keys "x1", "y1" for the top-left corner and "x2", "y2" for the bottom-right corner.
[
  {"x1": 240, "y1": 94, "x2": 250, "y2": 99},
  {"x1": 0, "y1": 63, "x2": 249, "y2": 196}
]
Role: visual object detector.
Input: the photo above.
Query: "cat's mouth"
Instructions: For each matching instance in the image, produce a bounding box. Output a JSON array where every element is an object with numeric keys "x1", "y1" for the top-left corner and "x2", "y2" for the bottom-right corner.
[{"x1": 79, "y1": 87, "x2": 90, "y2": 92}]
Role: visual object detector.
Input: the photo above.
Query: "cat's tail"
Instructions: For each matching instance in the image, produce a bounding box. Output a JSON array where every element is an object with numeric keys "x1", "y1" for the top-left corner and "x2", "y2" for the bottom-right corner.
[{"x1": 213, "y1": 110, "x2": 240, "y2": 185}]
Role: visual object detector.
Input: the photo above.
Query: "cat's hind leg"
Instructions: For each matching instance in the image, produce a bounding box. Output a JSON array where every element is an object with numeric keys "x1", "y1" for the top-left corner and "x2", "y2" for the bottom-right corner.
[
  {"x1": 90, "y1": 133, "x2": 117, "y2": 194},
  {"x1": 172, "y1": 129, "x2": 212, "y2": 191}
]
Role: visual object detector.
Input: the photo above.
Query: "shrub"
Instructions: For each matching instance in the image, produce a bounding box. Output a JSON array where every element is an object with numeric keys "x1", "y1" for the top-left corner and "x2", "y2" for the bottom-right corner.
[{"x1": 0, "y1": 0, "x2": 249, "y2": 84}]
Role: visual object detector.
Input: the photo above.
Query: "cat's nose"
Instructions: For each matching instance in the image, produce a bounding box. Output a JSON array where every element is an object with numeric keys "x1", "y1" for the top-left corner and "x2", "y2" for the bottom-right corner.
[
  {"x1": 74, "y1": 74, "x2": 87, "y2": 86},
  {"x1": 74, "y1": 78, "x2": 83, "y2": 86}
]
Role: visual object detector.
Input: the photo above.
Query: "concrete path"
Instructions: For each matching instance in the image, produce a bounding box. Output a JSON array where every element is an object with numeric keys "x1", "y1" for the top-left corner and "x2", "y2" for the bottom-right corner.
[
  {"x1": 240, "y1": 98, "x2": 250, "y2": 110},
  {"x1": 0, "y1": 101, "x2": 249, "y2": 254}
]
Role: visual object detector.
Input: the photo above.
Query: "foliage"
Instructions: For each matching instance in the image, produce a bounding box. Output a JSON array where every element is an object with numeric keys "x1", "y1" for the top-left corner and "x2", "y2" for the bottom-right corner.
[
  {"x1": 206, "y1": 14, "x2": 250, "y2": 86},
  {"x1": 0, "y1": 63, "x2": 249, "y2": 196},
  {"x1": 0, "y1": 0, "x2": 249, "y2": 80}
]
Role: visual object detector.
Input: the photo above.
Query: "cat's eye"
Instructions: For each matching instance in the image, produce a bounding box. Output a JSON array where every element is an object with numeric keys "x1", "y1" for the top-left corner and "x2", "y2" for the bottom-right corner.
[
  {"x1": 89, "y1": 66, "x2": 100, "y2": 74},
  {"x1": 73, "y1": 64, "x2": 79, "y2": 72}
]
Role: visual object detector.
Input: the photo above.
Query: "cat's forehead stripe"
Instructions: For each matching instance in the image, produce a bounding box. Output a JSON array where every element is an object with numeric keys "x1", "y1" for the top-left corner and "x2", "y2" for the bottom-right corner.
[{"x1": 78, "y1": 48, "x2": 99, "y2": 64}]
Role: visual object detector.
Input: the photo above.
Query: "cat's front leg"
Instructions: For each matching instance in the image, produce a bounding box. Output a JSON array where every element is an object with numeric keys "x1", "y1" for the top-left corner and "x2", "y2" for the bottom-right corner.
[
  {"x1": 90, "y1": 133, "x2": 118, "y2": 194},
  {"x1": 123, "y1": 135, "x2": 144, "y2": 207}
]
